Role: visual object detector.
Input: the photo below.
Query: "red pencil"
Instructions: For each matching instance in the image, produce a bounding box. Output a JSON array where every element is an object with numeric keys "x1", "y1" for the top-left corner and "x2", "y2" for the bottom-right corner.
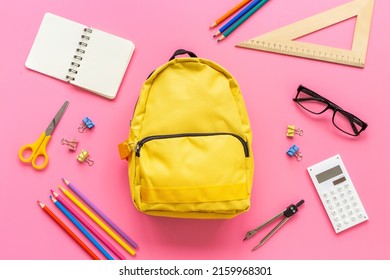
[{"x1": 37, "y1": 201, "x2": 100, "y2": 260}]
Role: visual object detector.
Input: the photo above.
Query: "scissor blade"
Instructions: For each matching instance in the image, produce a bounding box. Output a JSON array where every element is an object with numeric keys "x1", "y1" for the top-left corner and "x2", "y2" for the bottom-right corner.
[{"x1": 45, "y1": 101, "x2": 69, "y2": 135}]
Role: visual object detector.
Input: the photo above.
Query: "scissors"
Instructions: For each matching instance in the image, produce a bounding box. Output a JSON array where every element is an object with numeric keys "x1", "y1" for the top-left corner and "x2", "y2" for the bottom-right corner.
[{"x1": 18, "y1": 101, "x2": 69, "y2": 170}]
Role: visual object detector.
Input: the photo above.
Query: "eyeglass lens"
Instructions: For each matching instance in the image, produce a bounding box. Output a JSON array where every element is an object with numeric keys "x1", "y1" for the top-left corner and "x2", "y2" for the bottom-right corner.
[{"x1": 332, "y1": 110, "x2": 365, "y2": 136}]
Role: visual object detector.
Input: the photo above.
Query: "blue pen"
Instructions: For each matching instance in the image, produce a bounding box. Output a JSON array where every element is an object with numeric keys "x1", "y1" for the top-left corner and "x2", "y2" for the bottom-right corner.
[
  {"x1": 213, "y1": 0, "x2": 263, "y2": 37},
  {"x1": 50, "y1": 196, "x2": 114, "y2": 260}
]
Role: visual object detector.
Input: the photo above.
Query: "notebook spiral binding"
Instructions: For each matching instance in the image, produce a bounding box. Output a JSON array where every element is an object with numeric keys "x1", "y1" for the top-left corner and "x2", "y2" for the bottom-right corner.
[{"x1": 66, "y1": 28, "x2": 93, "y2": 81}]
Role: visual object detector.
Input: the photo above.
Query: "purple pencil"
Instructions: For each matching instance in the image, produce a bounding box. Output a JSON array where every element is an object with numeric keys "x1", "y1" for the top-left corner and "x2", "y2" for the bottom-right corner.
[
  {"x1": 62, "y1": 178, "x2": 138, "y2": 249},
  {"x1": 51, "y1": 190, "x2": 126, "y2": 260}
]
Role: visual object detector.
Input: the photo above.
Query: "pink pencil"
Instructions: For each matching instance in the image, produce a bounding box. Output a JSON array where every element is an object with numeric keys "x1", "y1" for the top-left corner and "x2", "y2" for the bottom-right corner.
[{"x1": 51, "y1": 190, "x2": 126, "y2": 260}]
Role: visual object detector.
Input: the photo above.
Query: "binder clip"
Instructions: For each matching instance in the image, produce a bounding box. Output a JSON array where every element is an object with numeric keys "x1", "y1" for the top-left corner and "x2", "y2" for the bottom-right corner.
[
  {"x1": 287, "y1": 125, "x2": 303, "y2": 137},
  {"x1": 244, "y1": 200, "x2": 305, "y2": 250},
  {"x1": 77, "y1": 149, "x2": 94, "y2": 166},
  {"x1": 287, "y1": 144, "x2": 303, "y2": 161},
  {"x1": 78, "y1": 117, "x2": 94, "y2": 133},
  {"x1": 61, "y1": 138, "x2": 78, "y2": 151}
]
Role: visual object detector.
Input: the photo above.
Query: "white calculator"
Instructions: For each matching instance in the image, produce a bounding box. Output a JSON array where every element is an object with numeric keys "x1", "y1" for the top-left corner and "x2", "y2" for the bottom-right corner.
[{"x1": 307, "y1": 154, "x2": 368, "y2": 233}]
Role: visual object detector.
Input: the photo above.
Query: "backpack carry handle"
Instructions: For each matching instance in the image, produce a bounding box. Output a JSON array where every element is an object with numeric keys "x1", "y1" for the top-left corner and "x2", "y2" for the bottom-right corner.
[{"x1": 169, "y1": 49, "x2": 197, "y2": 61}]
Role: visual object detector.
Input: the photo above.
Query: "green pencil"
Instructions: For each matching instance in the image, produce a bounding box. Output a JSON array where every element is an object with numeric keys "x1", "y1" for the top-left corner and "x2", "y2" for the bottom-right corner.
[{"x1": 217, "y1": 0, "x2": 269, "y2": 42}]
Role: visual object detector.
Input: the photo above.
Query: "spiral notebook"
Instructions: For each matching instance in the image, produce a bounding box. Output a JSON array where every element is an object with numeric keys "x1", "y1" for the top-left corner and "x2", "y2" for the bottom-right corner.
[{"x1": 25, "y1": 13, "x2": 135, "y2": 99}]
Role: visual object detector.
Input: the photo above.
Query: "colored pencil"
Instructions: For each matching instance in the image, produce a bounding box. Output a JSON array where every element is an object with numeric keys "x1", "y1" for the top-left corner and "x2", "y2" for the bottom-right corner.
[
  {"x1": 209, "y1": 0, "x2": 252, "y2": 29},
  {"x1": 213, "y1": 0, "x2": 261, "y2": 37},
  {"x1": 50, "y1": 196, "x2": 114, "y2": 260},
  {"x1": 37, "y1": 201, "x2": 100, "y2": 260},
  {"x1": 51, "y1": 190, "x2": 126, "y2": 260},
  {"x1": 62, "y1": 178, "x2": 138, "y2": 249},
  {"x1": 218, "y1": 0, "x2": 269, "y2": 42},
  {"x1": 59, "y1": 185, "x2": 136, "y2": 256}
]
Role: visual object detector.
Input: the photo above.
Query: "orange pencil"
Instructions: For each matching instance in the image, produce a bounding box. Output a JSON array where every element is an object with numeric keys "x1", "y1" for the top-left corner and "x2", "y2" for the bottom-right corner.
[
  {"x1": 37, "y1": 201, "x2": 100, "y2": 260},
  {"x1": 209, "y1": 0, "x2": 252, "y2": 28}
]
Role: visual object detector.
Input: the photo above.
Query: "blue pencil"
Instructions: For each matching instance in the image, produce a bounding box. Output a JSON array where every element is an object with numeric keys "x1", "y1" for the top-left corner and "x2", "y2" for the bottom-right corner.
[
  {"x1": 213, "y1": 0, "x2": 262, "y2": 37},
  {"x1": 50, "y1": 196, "x2": 114, "y2": 260}
]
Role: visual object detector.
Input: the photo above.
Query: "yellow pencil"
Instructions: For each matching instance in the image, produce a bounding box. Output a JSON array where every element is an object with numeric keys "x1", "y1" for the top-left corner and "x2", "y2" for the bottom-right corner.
[{"x1": 58, "y1": 185, "x2": 136, "y2": 256}]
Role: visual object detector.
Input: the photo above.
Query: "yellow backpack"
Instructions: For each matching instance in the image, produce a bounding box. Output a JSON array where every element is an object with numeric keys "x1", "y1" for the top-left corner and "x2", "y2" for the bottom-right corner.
[{"x1": 119, "y1": 49, "x2": 254, "y2": 219}]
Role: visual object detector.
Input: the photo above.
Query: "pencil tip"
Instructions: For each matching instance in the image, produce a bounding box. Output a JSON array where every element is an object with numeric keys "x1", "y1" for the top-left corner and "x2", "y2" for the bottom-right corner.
[
  {"x1": 62, "y1": 178, "x2": 69, "y2": 185},
  {"x1": 37, "y1": 201, "x2": 44, "y2": 208},
  {"x1": 217, "y1": 35, "x2": 225, "y2": 43}
]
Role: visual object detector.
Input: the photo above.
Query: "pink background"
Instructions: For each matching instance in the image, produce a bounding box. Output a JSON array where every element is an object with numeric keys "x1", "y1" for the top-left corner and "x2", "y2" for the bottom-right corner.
[{"x1": 1, "y1": 0, "x2": 389, "y2": 260}]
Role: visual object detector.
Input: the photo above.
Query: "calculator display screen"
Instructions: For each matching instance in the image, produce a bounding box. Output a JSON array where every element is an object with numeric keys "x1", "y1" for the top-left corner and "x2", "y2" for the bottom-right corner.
[{"x1": 315, "y1": 165, "x2": 343, "y2": 184}]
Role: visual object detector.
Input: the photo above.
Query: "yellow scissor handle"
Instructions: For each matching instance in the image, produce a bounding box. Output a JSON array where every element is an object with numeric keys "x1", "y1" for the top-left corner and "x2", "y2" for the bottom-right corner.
[{"x1": 18, "y1": 132, "x2": 51, "y2": 170}]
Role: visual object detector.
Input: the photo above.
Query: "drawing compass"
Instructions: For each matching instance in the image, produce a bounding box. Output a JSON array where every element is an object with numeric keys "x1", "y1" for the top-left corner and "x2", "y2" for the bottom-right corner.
[{"x1": 244, "y1": 200, "x2": 305, "y2": 250}]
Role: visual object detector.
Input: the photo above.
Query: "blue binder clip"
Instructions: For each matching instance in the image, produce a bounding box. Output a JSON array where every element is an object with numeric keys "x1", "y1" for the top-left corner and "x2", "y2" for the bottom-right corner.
[
  {"x1": 287, "y1": 144, "x2": 303, "y2": 161},
  {"x1": 78, "y1": 117, "x2": 95, "y2": 133}
]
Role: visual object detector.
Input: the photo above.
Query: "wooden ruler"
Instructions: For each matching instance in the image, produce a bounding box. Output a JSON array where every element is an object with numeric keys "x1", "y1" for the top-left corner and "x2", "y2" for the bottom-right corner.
[{"x1": 236, "y1": 0, "x2": 374, "y2": 68}]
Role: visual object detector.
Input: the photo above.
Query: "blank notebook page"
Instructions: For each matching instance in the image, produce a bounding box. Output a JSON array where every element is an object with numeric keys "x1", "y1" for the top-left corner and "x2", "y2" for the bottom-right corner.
[
  {"x1": 25, "y1": 13, "x2": 84, "y2": 82},
  {"x1": 74, "y1": 28, "x2": 135, "y2": 99}
]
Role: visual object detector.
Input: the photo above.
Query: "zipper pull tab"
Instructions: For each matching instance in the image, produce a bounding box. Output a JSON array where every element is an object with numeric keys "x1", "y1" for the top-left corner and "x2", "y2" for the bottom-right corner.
[{"x1": 135, "y1": 143, "x2": 141, "y2": 157}]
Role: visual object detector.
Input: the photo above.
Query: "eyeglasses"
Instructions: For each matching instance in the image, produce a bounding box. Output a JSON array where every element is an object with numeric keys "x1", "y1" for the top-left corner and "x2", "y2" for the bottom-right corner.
[{"x1": 293, "y1": 85, "x2": 368, "y2": 136}]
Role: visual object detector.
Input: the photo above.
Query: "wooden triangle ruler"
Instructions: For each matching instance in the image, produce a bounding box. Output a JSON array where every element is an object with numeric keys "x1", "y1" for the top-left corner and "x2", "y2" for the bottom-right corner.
[{"x1": 236, "y1": 0, "x2": 374, "y2": 68}]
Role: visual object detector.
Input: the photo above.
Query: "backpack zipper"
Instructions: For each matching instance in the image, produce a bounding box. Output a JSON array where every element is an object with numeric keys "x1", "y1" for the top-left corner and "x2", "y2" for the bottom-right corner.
[{"x1": 135, "y1": 132, "x2": 249, "y2": 157}]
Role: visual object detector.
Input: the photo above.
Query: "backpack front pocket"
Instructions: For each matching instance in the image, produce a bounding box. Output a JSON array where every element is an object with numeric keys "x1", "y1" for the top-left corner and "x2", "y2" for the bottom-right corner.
[{"x1": 135, "y1": 133, "x2": 249, "y2": 209}]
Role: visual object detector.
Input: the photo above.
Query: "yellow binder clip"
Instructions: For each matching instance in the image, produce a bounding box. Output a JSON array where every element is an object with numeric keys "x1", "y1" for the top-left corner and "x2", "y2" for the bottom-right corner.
[
  {"x1": 287, "y1": 125, "x2": 303, "y2": 137},
  {"x1": 77, "y1": 149, "x2": 94, "y2": 166}
]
